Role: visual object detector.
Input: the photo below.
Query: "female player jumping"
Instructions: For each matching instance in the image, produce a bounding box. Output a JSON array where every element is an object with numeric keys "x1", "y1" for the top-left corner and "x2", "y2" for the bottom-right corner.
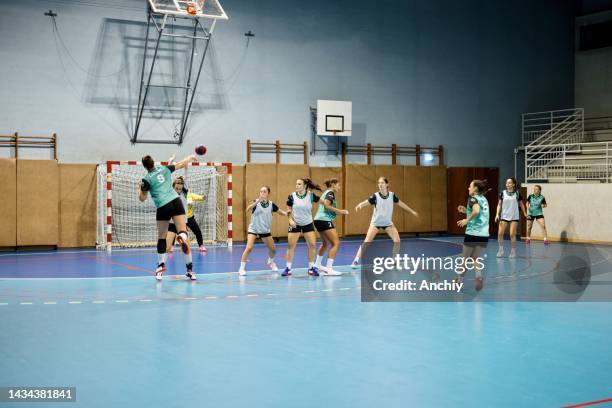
[
  {"x1": 351, "y1": 177, "x2": 419, "y2": 268},
  {"x1": 525, "y1": 184, "x2": 549, "y2": 244},
  {"x1": 139, "y1": 154, "x2": 196, "y2": 281},
  {"x1": 282, "y1": 178, "x2": 321, "y2": 277},
  {"x1": 167, "y1": 155, "x2": 207, "y2": 252},
  {"x1": 313, "y1": 178, "x2": 349, "y2": 276},
  {"x1": 495, "y1": 177, "x2": 527, "y2": 258},
  {"x1": 238, "y1": 186, "x2": 288, "y2": 276},
  {"x1": 456, "y1": 179, "x2": 490, "y2": 291}
]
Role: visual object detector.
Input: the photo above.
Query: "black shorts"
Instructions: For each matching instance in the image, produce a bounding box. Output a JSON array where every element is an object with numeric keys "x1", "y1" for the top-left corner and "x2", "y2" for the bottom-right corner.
[
  {"x1": 168, "y1": 223, "x2": 178, "y2": 234},
  {"x1": 248, "y1": 231, "x2": 272, "y2": 239},
  {"x1": 527, "y1": 215, "x2": 544, "y2": 220},
  {"x1": 375, "y1": 225, "x2": 392, "y2": 231},
  {"x1": 288, "y1": 223, "x2": 315, "y2": 234},
  {"x1": 156, "y1": 197, "x2": 186, "y2": 221},
  {"x1": 464, "y1": 234, "x2": 489, "y2": 247},
  {"x1": 500, "y1": 219, "x2": 519, "y2": 224},
  {"x1": 314, "y1": 220, "x2": 335, "y2": 232}
]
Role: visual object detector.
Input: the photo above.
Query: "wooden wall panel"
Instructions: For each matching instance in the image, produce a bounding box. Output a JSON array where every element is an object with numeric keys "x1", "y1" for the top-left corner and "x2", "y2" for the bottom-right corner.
[
  {"x1": 375, "y1": 165, "x2": 405, "y2": 231},
  {"x1": 231, "y1": 165, "x2": 245, "y2": 242},
  {"x1": 17, "y1": 160, "x2": 59, "y2": 246},
  {"x1": 59, "y1": 164, "x2": 97, "y2": 247},
  {"x1": 309, "y1": 166, "x2": 343, "y2": 236},
  {"x1": 0, "y1": 159, "x2": 17, "y2": 246},
  {"x1": 404, "y1": 166, "x2": 431, "y2": 232},
  {"x1": 345, "y1": 165, "x2": 377, "y2": 235},
  {"x1": 430, "y1": 166, "x2": 447, "y2": 232},
  {"x1": 275, "y1": 164, "x2": 309, "y2": 238},
  {"x1": 244, "y1": 164, "x2": 276, "y2": 239}
]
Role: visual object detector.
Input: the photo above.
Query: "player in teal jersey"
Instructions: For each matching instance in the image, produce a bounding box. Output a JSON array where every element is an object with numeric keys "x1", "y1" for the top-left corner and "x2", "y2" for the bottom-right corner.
[
  {"x1": 313, "y1": 178, "x2": 349, "y2": 276},
  {"x1": 139, "y1": 154, "x2": 196, "y2": 281},
  {"x1": 525, "y1": 184, "x2": 549, "y2": 244},
  {"x1": 457, "y1": 179, "x2": 490, "y2": 291}
]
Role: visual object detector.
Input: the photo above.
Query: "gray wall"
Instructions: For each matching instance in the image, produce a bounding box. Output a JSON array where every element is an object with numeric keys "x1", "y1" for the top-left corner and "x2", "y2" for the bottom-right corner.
[
  {"x1": 575, "y1": 8, "x2": 612, "y2": 118},
  {"x1": 0, "y1": 0, "x2": 575, "y2": 180}
]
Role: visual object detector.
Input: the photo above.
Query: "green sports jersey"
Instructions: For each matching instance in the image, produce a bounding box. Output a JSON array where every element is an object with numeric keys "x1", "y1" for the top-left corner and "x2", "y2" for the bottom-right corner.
[
  {"x1": 314, "y1": 189, "x2": 337, "y2": 221},
  {"x1": 527, "y1": 194, "x2": 547, "y2": 216},
  {"x1": 465, "y1": 194, "x2": 489, "y2": 237},
  {"x1": 142, "y1": 166, "x2": 179, "y2": 208}
]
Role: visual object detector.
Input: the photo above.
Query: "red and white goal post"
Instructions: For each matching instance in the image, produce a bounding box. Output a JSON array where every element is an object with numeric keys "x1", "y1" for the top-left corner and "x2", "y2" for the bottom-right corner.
[{"x1": 97, "y1": 160, "x2": 232, "y2": 250}]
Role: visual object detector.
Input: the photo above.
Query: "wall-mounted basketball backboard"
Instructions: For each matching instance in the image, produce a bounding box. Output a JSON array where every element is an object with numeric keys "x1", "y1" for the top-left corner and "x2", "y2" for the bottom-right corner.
[
  {"x1": 316, "y1": 100, "x2": 352, "y2": 136},
  {"x1": 148, "y1": 0, "x2": 229, "y2": 20}
]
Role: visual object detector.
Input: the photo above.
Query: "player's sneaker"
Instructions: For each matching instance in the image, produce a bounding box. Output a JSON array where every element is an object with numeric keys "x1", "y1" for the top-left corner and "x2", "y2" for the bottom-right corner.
[
  {"x1": 281, "y1": 267, "x2": 292, "y2": 277},
  {"x1": 351, "y1": 260, "x2": 360, "y2": 269},
  {"x1": 267, "y1": 261, "x2": 279, "y2": 272},
  {"x1": 509, "y1": 249, "x2": 517, "y2": 258},
  {"x1": 155, "y1": 263, "x2": 166, "y2": 281},
  {"x1": 496, "y1": 248, "x2": 505, "y2": 258},
  {"x1": 238, "y1": 269, "x2": 246, "y2": 277},
  {"x1": 525, "y1": 238, "x2": 531, "y2": 244},
  {"x1": 176, "y1": 234, "x2": 190, "y2": 254},
  {"x1": 321, "y1": 267, "x2": 342, "y2": 276},
  {"x1": 308, "y1": 266, "x2": 320, "y2": 277},
  {"x1": 185, "y1": 264, "x2": 196, "y2": 280},
  {"x1": 199, "y1": 245, "x2": 207, "y2": 252},
  {"x1": 544, "y1": 238, "x2": 550, "y2": 245}
]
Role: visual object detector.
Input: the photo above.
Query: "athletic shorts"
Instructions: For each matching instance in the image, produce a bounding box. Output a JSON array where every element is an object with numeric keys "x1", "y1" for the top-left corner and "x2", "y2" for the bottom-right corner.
[
  {"x1": 374, "y1": 225, "x2": 392, "y2": 231},
  {"x1": 464, "y1": 234, "x2": 489, "y2": 247},
  {"x1": 288, "y1": 223, "x2": 315, "y2": 234},
  {"x1": 156, "y1": 197, "x2": 186, "y2": 221},
  {"x1": 527, "y1": 215, "x2": 544, "y2": 220},
  {"x1": 248, "y1": 231, "x2": 272, "y2": 239},
  {"x1": 314, "y1": 220, "x2": 335, "y2": 232},
  {"x1": 500, "y1": 219, "x2": 519, "y2": 224}
]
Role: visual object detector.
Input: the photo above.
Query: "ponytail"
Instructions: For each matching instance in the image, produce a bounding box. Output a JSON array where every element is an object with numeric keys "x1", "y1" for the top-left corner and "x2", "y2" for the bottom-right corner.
[
  {"x1": 301, "y1": 177, "x2": 322, "y2": 192},
  {"x1": 323, "y1": 178, "x2": 339, "y2": 188},
  {"x1": 473, "y1": 179, "x2": 491, "y2": 195}
]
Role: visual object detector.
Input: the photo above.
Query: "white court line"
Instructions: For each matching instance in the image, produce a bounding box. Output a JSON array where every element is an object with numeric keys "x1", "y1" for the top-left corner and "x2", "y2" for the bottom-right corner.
[
  {"x1": 44, "y1": 302, "x2": 57, "y2": 305},
  {"x1": 266, "y1": 293, "x2": 278, "y2": 296},
  {"x1": 115, "y1": 300, "x2": 129, "y2": 303},
  {"x1": 0, "y1": 303, "x2": 8, "y2": 306},
  {"x1": 138, "y1": 299, "x2": 152, "y2": 302},
  {"x1": 205, "y1": 296, "x2": 217, "y2": 300},
  {"x1": 226, "y1": 295, "x2": 238, "y2": 298},
  {"x1": 303, "y1": 290, "x2": 315, "y2": 293},
  {"x1": 246, "y1": 294, "x2": 258, "y2": 297},
  {"x1": 321, "y1": 289, "x2": 333, "y2": 292},
  {"x1": 68, "y1": 301, "x2": 81, "y2": 304},
  {"x1": 183, "y1": 297, "x2": 197, "y2": 300},
  {"x1": 92, "y1": 300, "x2": 105, "y2": 304},
  {"x1": 340, "y1": 287, "x2": 351, "y2": 291},
  {"x1": 20, "y1": 302, "x2": 33, "y2": 305}
]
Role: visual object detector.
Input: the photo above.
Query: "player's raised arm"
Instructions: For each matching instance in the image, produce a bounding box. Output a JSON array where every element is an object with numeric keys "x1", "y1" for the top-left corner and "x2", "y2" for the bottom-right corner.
[{"x1": 173, "y1": 154, "x2": 196, "y2": 171}]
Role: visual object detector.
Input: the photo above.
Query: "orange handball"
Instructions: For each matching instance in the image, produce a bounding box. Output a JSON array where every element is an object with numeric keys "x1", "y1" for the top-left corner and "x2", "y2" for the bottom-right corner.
[{"x1": 186, "y1": 3, "x2": 197, "y2": 15}]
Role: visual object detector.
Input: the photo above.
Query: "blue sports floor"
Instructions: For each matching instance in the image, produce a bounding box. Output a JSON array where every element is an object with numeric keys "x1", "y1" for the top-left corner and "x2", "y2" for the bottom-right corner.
[{"x1": 1, "y1": 237, "x2": 611, "y2": 407}]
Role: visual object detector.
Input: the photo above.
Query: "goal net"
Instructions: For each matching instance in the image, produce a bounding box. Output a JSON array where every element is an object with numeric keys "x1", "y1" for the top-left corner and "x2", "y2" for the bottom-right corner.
[{"x1": 97, "y1": 161, "x2": 232, "y2": 249}]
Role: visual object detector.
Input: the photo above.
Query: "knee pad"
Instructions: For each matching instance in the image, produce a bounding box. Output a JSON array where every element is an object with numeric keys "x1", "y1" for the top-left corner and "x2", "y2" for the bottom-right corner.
[{"x1": 157, "y1": 239, "x2": 166, "y2": 254}]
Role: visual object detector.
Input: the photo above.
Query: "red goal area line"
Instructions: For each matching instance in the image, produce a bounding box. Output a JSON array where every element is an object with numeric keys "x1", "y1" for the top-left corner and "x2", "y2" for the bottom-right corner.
[
  {"x1": 104, "y1": 160, "x2": 233, "y2": 248},
  {"x1": 563, "y1": 397, "x2": 612, "y2": 408}
]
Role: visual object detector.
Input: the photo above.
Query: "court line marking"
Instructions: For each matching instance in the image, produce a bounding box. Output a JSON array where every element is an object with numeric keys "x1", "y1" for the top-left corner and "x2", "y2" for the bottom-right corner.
[
  {"x1": 44, "y1": 302, "x2": 57, "y2": 305},
  {"x1": 68, "y1": 301, "x2": 81, "y2": 304},
  {"x1": 183, "y1": 297, "x2": 197, "y2": 300},
  {"x1": 563, "y1": 397, "x2": 612, "y2": 408},
  {"x1": 115, "y1": 300, "x2": 129, "y2": 303},
  {"x1": 20, "y1": 302, "x2": 33, "y2": 305},
  {"x1": 139, "y1": 299, "x2": 152, "y2": 302}
]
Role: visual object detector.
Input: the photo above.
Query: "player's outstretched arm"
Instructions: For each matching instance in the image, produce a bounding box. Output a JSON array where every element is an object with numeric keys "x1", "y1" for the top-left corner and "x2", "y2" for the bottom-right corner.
[
  {"x1": 173, "y1": 155, "x2": 196, "y2": 170},
  {"x1": 398, "y1": 200, "x2": 418, "y2": 217},
  {"x1": 354, "y1": 199, "x2": 370, "y2": 211},
  {"x1": 322, "y1": 198, "x2": 349, "y2": 215}
]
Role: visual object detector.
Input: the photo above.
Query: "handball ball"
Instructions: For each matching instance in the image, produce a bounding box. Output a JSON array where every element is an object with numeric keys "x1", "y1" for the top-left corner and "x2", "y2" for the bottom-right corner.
[{"x1": 195, "y1": 145, "x2": 207, "y2": 155}]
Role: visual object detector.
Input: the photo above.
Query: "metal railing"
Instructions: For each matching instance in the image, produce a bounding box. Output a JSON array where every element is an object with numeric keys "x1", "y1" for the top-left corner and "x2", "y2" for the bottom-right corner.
[
  {"x1": 525, "y1": 141, "x2": 612, "y2": 182},
  {"x1": 522, "y1": 108, "x2": 584, "y2": 145}
]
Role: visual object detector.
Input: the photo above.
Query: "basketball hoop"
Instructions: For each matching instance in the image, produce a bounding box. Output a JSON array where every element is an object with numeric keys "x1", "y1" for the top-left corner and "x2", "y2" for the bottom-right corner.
[{"x1": 187, "y1": 3, "x2": 197, "y2": 15}]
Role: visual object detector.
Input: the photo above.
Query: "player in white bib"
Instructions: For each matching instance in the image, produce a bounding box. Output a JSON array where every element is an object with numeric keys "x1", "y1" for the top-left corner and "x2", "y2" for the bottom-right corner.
[
  {"x1": 282, "y1": 178, "x2": 321, "y2": 277},
  {"x1": 238, "y1": 186, "x2": 288, "y2": 276},
  {"x1": 495, "y1": 177, "x2": 527, "y2": 258},
  {"x1": 351, "y1": 177, "x2": 419, "y2": 268}
]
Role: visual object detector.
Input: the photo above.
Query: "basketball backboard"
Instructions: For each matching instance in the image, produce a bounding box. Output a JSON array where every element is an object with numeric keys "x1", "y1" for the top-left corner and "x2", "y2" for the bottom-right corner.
[
  {"x1": 148, "y1": 0, "x2": 229, "y2": 20},
  {"x1": 316, "y1": 100, "x2": 352, "y2": 136}
]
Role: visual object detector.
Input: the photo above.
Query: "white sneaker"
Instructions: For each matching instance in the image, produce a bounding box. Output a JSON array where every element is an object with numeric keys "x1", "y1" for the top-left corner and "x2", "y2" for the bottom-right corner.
[
  {"x1": 238, "y1": 269, "x2": 246, "y2": 276},
  {"x1": 509, "y1": 249, "x2": 517, "y2": 258},
  {"x1": 322, "y1": 267, "x2": 342, "y2": 276},
  {"x1": 496, "y1": 248, "x2": 505, "y2": 258},
  {"x1": 199, "y1": 245, "x2": 207, "y2": 252},
  {"x1": 351, "y1": 260, "x2": 360, "y2": 269},
  {"x1": 267, "y1": 261, "x2": 279, "y2": 272}
]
